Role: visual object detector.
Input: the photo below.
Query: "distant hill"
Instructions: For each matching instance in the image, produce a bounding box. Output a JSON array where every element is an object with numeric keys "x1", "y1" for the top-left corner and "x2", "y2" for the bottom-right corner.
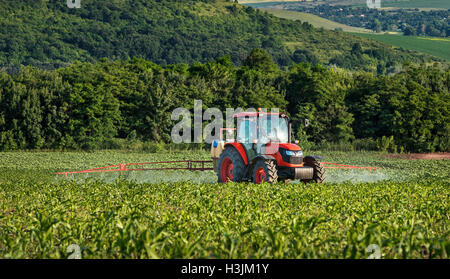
[{"x1": 0, "y1": 0, "x2": 438, "y2": 72}]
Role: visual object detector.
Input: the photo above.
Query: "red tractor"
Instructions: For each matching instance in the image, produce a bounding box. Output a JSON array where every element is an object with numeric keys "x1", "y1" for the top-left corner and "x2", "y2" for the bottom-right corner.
[{"x1": 211, "y1": 111, "x2": 325, "y2": 184}]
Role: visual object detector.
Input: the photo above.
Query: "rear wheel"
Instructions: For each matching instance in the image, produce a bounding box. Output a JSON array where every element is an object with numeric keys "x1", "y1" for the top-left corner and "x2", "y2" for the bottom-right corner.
[
  {"x1": 304, "y1": 156, "x2": 325, "y2": 183},
  {"x1": 252, "y1": 160, "x2": 278, "y2": 184},
  {"x1": 217, "y1": 147, "x2": 246, "y2": 183}
]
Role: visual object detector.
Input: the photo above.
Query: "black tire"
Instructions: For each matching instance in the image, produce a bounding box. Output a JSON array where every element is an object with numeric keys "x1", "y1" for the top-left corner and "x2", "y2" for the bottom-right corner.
[
  {"x1": 304, "y1": 156, "x2": 325, "y2": 183},
  {"x1": 252, "y1": 159, "x2": 278, "y2": 184},
  {"x1": 217, "y1": 147, "x2": 246, "y2": 183}
]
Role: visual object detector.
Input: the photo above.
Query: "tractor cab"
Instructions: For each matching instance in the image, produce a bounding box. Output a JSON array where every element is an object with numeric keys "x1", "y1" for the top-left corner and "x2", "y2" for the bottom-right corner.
[
  {"x1": 234, "y1": 112, "x2": 293, "y2": 160},
  {"x1": 211, "y1": 111, "x2": 325, "y2": 184},
  {"x1": 236, "y1": 112, "x2": 289, "y2": 144}
]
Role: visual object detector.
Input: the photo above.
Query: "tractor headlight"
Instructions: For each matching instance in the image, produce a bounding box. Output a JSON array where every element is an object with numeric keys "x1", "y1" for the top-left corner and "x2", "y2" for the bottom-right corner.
[{"x1": 286, "y1": 150, "x2": 303, "y2": 157}]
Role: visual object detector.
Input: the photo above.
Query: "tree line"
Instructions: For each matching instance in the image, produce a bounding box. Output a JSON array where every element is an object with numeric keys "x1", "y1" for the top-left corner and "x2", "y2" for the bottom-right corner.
[{"x1": 0, "y1": 49, "x2": 448, "y2": 152}]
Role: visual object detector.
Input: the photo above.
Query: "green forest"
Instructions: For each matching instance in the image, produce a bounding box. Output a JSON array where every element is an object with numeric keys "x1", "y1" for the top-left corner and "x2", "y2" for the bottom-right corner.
[
  {"x1": 0, "y1": 49, "x2": 448, "y2": 153},
  {"x1": 0, "y1": 0, "x2": 439, "y2": 73}
]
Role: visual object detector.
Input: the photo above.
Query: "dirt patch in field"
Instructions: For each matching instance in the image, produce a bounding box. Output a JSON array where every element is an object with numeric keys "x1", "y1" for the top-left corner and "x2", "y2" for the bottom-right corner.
[{"x1": 382, "y1": 153, "x2": 450, "y2": 160}]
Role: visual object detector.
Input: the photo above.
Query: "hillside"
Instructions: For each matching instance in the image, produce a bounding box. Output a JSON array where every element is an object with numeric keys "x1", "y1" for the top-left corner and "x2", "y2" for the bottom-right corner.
[{"x1": 0, "y1": 0, "x2": 437, "y2": 72}]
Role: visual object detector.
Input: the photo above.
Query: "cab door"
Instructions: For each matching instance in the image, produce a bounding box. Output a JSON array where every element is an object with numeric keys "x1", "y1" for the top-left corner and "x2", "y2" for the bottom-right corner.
[{"x1": 236, "y1": 116, "x2": 258, "y2": 162}]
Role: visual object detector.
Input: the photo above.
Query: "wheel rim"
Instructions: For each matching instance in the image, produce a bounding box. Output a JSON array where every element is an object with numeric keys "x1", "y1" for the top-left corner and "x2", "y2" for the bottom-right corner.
[
  {"x1": 255, "y1": 167, "x2": 266, "y2": 184},
  {"x1": 220, "y1": 157, "x2": 234, "y2": 182}
]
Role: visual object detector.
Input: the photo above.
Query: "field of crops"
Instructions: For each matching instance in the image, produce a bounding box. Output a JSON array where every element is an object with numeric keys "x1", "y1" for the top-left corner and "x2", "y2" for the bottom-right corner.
[
  {"x1": 0, "y1": 151, "x2": 449, "y2": 259},
  {"x1": 354, "y1": 33, "x2": 450, "y2": 61}
]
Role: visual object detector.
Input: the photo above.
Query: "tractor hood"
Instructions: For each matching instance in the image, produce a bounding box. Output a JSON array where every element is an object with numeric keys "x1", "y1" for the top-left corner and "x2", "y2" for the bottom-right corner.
[
  {"x1": 278, "y1": 143, "x2": 301, "y2": 151},
  {"x1": 263, "y1": 143, "x2": 301, "y2": 155}
]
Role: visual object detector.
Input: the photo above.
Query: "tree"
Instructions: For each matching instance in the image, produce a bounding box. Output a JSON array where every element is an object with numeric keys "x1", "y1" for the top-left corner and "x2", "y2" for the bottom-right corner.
[
  {"x1": 351, "y1": 43, "x2": 363, "y2": 55},
  {"x1": 404, "y1": 26, "x2": 417, "y2": 36},
  {"x1": 372, "y1": 19, "x2": 382, "y2": 33},
  {"x1": 292, "y1": 49, "x2": 319, "y2": 65},
  {"x1": 243, "y1": 49, "x2": 279, "y2": 73}
]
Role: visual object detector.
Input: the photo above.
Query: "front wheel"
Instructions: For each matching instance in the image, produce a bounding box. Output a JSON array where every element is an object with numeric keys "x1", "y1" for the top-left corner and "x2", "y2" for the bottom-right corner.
[{"x1": 252, "y1": 160, "x2": 278, "y2": 184}]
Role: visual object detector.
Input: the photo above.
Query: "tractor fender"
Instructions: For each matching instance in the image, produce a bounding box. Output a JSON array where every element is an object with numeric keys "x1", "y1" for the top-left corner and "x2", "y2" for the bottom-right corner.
[
  {"x1": 304, "y1": 155, "x2": 323, "y2": 162},
  {"x1": 224, "y1": 142, "x2": 249, "y2": 165},
  {"x1": 251, "y1": 154, "x2": 276, "y2": 164}
]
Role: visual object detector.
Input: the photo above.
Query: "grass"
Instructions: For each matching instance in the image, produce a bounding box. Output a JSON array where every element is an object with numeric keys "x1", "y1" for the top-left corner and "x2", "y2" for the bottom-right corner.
[
  {"x1": 382, "y1": 0, "x2": 450, "y2": 9},
  {"x1": 0, "y1": 151, "x2": 449, "y2": 259},
  {"x1": 354, "y1": 33, "x2": 450, "y2": 61},
  {"x1": 261, "y1": 8, "x2": 374, "y2": 33}
]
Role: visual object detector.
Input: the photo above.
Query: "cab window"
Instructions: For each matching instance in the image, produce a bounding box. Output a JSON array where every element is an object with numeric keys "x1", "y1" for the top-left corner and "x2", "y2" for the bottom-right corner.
[{"x1": 237, "y1": 117, "x2": 257, "y2": 143}]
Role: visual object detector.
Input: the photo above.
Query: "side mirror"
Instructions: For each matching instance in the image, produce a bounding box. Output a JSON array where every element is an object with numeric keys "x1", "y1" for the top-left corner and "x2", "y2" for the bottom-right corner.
[{"x1": 305, "y1": 119, "x2": 310, "y2": 128}]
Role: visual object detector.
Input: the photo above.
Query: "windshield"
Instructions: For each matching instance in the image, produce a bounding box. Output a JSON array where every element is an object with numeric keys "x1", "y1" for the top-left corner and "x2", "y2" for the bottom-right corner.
[
  {"x1": 236, "y1": 117, "x2": 257, "y2": 143},
  {"x1": 259, "y1": 115, "x2": 289, "y2": 143}
]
